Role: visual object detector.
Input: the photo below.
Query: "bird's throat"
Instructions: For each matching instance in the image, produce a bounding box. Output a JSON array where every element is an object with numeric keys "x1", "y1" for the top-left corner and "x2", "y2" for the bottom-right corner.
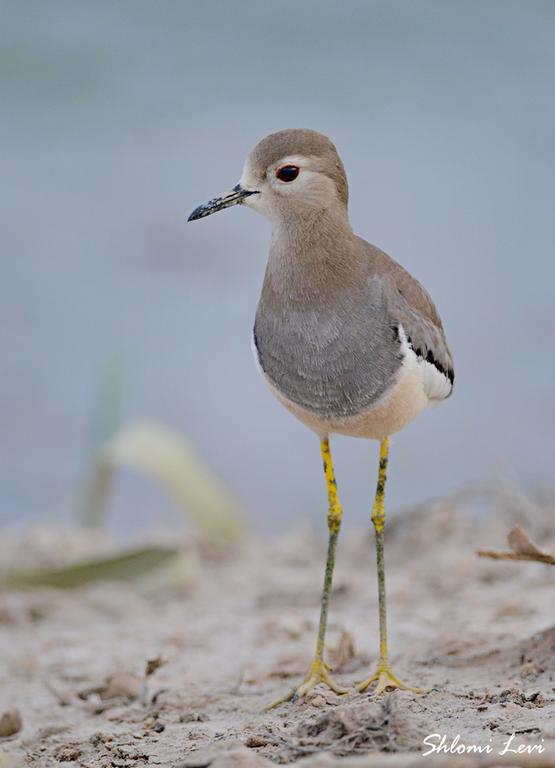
[{"x1": 265, "y1": 208, "x2": 357, "y2": 305}]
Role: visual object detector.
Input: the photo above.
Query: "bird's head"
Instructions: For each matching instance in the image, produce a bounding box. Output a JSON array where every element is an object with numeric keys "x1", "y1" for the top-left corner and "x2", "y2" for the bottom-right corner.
[{"x1": 188, "y1": 129, "x2": 349, "y2": 225}]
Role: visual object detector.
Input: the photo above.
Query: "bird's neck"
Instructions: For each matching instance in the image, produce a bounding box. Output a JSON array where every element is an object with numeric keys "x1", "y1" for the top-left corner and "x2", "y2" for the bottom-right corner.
[{"x1": 264, "y1": 206, "x2": 359, "y2": 305}]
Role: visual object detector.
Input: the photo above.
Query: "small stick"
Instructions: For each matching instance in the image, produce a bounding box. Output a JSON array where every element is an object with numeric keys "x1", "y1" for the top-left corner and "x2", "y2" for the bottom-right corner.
[{"x1": 477, "y1": 549, "x2": 555, "y2": 565}]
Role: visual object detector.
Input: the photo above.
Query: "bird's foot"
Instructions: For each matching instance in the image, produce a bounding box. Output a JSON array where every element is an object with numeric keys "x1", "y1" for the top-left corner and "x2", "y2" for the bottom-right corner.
[
  {"x1": 267, "y1": 658, "x2": 348, "y2": 709},
  {"x1": 357, "y1": 659, "x2": 430, "y2": 696}
]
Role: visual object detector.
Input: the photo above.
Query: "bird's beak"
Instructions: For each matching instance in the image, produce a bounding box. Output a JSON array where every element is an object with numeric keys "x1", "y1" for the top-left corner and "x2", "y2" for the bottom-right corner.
[{"x1": 187, "y1": 184, "x2": 259, "y2": 222}]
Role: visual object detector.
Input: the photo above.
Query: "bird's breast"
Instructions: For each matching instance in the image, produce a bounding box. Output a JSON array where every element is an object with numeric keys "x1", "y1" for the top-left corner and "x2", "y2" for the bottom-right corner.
[{"x1": 253, "y1": 284, "x2": 402, "y2": 421}]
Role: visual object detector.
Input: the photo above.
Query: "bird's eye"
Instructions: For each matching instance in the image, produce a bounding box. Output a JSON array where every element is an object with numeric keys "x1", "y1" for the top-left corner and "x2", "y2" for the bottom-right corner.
[{"x1": 276, "y1": 165, "x2": 300, "y2": 182}]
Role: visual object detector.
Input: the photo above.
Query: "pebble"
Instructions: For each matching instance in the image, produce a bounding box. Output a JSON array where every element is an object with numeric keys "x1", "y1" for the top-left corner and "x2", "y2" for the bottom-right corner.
[{"x1": 0, "y1": 709, "x2": 22, "y2": 738}]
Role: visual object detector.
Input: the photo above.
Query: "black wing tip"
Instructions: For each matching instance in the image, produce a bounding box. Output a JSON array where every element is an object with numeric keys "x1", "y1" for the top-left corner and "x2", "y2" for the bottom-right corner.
[{"x1": 400, "y1": 327, "x2": 454, "y2": 385}]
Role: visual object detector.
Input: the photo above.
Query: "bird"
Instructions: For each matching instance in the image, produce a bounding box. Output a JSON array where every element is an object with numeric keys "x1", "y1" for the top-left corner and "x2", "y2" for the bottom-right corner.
[{"x1": 188, "y1": 129, "x2": 454, "y2": 703}]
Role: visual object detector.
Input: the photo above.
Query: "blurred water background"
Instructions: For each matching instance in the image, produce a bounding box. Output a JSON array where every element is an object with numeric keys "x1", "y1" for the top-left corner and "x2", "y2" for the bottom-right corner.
[{"x1": 1, "y1": 0, "x2": 554, "y2": 535}]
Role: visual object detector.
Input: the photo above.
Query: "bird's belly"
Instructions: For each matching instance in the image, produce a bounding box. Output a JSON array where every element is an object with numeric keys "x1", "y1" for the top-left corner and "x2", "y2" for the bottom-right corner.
[
  {"x1": 251, "y1": 315, "x2": 450, "y2": 439},
  {"x1": 257, "y1": 353, "x2": 429, "y2": 440}
]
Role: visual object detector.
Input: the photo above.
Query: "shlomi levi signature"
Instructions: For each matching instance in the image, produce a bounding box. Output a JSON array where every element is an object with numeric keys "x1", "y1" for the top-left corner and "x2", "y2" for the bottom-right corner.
[{"x1": 422, "y1": 733, "x2": 545, "y2": 757}]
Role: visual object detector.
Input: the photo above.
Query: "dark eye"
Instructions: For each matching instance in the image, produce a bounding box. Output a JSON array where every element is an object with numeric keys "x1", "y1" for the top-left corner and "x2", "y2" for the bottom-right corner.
[{"x1": 276, "y1": 165, "x2": 300, "y2": 182}]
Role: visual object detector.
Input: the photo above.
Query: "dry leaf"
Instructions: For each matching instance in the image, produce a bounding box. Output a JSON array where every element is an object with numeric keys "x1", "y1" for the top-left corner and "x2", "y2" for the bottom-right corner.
[
  {"x1": 508, "y1": 526, "x2": 547, "y2": 557},
  {"x1": 477, "y1": 525, "x2": 555, "y2": 565},
  {"x1": 145, "y1": 657, "x2": 164, "y2": 677},
  {"x1": 329, "y1": 629, "x2": 356, "y2": 671}
]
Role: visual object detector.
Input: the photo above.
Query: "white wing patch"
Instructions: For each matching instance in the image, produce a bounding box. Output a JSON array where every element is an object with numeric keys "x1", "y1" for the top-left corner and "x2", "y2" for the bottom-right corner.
[
  {"x1": 398, "y1": 325, "x2": 453, "y2": 403},
  {"x1": 251, "y1": 329, "x2": 264, "y2": 377}
]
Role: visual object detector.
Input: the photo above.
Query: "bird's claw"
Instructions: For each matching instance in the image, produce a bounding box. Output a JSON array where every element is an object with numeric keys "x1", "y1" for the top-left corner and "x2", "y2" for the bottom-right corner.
[
  {"x1": 267, "y1": 658, "x2": 348, "y2": 709},
  {"x1": 357, "y1": 660, "x2": 430, "y2": 696}
]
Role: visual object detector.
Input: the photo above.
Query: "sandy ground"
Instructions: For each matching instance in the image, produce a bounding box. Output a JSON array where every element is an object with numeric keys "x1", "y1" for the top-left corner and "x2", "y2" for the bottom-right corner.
[{"x1": 1, "y1": 489, "x2": 554, "y2": 768}]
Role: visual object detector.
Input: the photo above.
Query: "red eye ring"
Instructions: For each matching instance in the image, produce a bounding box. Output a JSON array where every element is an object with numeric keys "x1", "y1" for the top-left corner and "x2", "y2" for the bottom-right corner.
[{"x1": 276, "y1": 165, "x2": 300, "y2": 182}]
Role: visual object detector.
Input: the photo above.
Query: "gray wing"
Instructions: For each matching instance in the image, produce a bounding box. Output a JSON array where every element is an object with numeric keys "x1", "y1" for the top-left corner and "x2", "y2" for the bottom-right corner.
[{"x1": 383, "y1": 266, "x2": 454, "y2": 392}]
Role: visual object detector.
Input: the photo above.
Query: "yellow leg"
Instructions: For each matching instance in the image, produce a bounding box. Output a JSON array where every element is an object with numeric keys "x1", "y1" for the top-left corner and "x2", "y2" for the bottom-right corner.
[
  {"x1": 358, "y1": 438, "x2": 429, "y2": 695},
  {"x1": 269, "y1": 438, "x2": 348, "y2": 707}
]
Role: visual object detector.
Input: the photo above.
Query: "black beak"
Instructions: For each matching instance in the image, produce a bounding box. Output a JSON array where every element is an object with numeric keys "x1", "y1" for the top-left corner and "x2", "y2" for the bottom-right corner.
[{"x1": 187, "y1": 184, "x2": 259, "y2": 222}]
